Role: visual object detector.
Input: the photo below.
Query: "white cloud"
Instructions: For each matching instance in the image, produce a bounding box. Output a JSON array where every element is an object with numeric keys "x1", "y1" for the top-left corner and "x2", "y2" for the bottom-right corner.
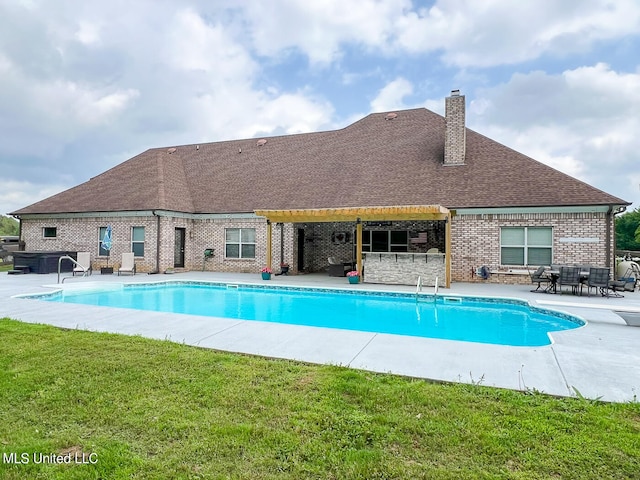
[
  {"x1": 394, "y1": 0, "x2": 640, "y2": 67},
  {"x1": 242, "y1": 0, "x2": 409, "y2": 64},
  {"x1": 469, "y1": 63, "x2": 640, "y2": 206},
  {"x1": 0, "y1": 180, "x2": 69, "y2": 215},
  {"x1": 167, "y1": 9, "x2": 257, "y2": 80},
  {"x1": 75, "y1": 21, "x2": 101, "y2": 45},
  {"x1": 370, "y1": 77, "x2": 414, "y2": 112}
]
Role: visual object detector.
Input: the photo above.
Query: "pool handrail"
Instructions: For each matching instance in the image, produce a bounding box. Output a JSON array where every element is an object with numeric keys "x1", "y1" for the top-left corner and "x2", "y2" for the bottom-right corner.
[{"x1": 58, "y1": 255, "x2": 89, "y2": 283}]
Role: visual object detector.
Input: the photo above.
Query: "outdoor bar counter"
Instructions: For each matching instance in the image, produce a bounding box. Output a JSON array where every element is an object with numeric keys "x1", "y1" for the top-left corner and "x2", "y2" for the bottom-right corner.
[{"x1": 362, "y1": 252, "x2": 446, "y2": 286}]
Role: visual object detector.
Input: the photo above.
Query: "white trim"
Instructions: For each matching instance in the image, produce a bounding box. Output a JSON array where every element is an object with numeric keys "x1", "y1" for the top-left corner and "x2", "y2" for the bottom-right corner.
[
  {"x1": 455, "y1": 205, "x2": 617, "y2": 215},
  {"x1": 17, "y1": 210, "x2": 260, "y2": 220}
]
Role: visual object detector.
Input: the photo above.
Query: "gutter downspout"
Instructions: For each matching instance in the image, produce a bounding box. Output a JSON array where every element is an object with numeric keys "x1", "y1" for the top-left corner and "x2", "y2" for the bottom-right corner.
[
  {"x1": 608, "y1": 205, "x2": 627, "y2": 267},
  {"x1": 12, "y1": 215, "x2": 24, "y2": 250},
  {"x1": 150, "y1": 210, "x2": 161, "y2": 274}
]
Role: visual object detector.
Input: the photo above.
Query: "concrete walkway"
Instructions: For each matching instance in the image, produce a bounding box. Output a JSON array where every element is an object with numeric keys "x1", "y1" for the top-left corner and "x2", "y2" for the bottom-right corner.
[{"x1": 1, "y1": 270, "x2": 639, "y2": 403}]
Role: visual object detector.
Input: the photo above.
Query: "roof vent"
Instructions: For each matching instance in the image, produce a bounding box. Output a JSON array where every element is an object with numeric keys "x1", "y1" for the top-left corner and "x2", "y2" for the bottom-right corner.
[
  {"x1": 167, "y1": 147, "x2": 177, "y2": 154},
  {"x1": 256, "y1": 139, "x2": 267, "y2": 146},
  {"x1": 385, "y1": 112, "x2": 398, "y2": 120}
]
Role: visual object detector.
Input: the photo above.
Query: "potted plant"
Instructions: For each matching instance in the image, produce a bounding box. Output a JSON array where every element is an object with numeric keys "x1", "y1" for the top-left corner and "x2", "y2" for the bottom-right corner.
[
  {"x1": 347, "y1": 270, "x2": 360, "y2": 284},
  {"x1": 261, "y1": 267, "x2": 273, "y2": 280}
]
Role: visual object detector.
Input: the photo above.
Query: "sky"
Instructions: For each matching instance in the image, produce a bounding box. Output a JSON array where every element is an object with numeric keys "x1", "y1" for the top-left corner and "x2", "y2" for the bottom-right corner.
[{"x1": 1, "y1": 0, "x2": 639, "y2": 216}]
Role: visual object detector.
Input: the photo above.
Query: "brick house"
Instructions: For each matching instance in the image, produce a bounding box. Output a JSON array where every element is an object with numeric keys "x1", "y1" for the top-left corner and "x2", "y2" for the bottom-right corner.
[{"x1": 10, "y1": 91, "x2": 630, "y2": 285}]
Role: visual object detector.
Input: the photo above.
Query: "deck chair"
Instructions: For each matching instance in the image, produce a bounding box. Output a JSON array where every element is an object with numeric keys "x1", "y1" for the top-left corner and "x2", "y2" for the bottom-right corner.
[
  {"x1": 327, "y1": 256, "x2": 350, "y2": 277},
  {"x1": 118, "y1": 252, "x2": 136, "y2": 276},
  {"x1": 558, "y1": 266, "x2": 582, "y2": 295},
  {"x1": 529, "y1": 266, "x2": 551, "y2": 292},
  {"x1": 73, "y1": 252, "x2": 92, "y2": 276},
  {"x1": 584, "y1": 267, "x2": 610, "y2": 297}
]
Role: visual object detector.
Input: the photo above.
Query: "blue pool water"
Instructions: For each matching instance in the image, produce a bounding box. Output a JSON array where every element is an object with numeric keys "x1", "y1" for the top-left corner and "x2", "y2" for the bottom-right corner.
[{"x1": 33, "y1": 282, "x2": 584, "y2": 346}]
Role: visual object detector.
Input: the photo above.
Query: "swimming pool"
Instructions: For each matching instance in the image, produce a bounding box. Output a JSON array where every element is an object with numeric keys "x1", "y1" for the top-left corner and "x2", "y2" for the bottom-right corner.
[{"x1": 24, "y1": 281, "x2": 584, "y2": 346}]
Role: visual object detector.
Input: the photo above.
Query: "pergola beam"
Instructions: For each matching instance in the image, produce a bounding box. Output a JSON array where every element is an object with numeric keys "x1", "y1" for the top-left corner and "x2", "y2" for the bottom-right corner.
[{"x1": 255, "y1": 205, "x2": 450, "y2": 224}]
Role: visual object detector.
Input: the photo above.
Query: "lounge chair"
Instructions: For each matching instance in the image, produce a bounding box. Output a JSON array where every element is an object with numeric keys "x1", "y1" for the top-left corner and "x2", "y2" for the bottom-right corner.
[
  {"x1": 73, "y1": 252, "x2": 92, "y2": 276},
  {"x1": 529, "y1": 266, "x2": 551, "y2": 292},
  {"x1": 118, "y1": 252, "x2": 136, "y2": 276},
  {"x1": 327, "y1": 257, "x2": 350, "y2": 277}
]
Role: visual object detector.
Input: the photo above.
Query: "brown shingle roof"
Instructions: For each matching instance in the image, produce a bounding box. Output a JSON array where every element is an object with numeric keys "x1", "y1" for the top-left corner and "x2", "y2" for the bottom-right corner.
[{"x1": 12, "y1": 108, "x2": 629, "y2": 215}]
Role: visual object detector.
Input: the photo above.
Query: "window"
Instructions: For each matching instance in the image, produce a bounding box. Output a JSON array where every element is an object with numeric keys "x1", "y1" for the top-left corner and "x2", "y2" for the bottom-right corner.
[
  {"x1": 501, "y1": 227, "x2": 552, "y2": 266},
  {"x1": 225, "y1": 228, "x2": 256, "y2": 259},
  {"x1": 132, "y1": 226, "x2": 145, "y2": 257},
  {"x1": 43, "y1": 227, "x2": 57, "y2": 238},
  {"x1": 362, "y1": 230, "x2": 408, "y2": 252},
  {"x1": 99, "y1": 227, "x2": 110, "y2": 256}
]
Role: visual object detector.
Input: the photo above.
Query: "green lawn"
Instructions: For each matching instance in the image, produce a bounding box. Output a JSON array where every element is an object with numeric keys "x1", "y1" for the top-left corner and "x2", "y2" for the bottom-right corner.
[{"x1": 1, "y1": 318, "x2": 638, "y2": 479}]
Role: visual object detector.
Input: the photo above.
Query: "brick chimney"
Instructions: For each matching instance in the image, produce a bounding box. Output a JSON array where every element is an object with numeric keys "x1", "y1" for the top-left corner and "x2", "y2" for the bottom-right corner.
[{"x1": 444, "y1": 89, "x2": 466, "y2": 166}]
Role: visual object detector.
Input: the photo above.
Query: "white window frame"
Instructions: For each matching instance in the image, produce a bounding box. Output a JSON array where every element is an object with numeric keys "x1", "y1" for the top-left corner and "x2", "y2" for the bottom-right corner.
[
  {"x1": 500, "y1": 226, "x2": 553, "y2": 266},
  {"x1": 225, "y1": 228, "x2": 256, "y2": 259},
  {"x1": 98, "y1": 226, "x2": 110, "y2": 256},
  {"x1": 131, "y1": 226, "x2": 145, "y2": 257},
  {"x1": 42, "y1": 227, "x2": 57, "y2": 239}
]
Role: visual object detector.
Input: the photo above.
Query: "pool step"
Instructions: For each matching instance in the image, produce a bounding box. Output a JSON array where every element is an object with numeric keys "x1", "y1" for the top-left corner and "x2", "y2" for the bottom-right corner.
[{"x1": 8, "y1": 265, "x2": 30, "y2": 274}]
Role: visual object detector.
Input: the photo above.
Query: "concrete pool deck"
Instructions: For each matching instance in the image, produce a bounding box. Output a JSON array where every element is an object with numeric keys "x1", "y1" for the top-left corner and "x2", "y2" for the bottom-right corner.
[{"x1": 1, "y1": 270, "x2": 639, "y2": 403}]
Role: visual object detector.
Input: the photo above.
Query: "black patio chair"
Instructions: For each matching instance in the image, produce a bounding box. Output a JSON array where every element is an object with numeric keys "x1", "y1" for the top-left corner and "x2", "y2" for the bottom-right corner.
[
  {"x1": 584, "y1": 267, "x2": 610, "y2": 297},
  {"x1": 529, "y1": 266, "x2": 551, "y2": 292},
  {"x1": 558, "y1": 266, "x2": 582, "y2": 295}
]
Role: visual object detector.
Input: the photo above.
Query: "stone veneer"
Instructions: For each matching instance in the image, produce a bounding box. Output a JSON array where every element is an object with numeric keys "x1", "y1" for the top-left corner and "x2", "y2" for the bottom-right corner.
[{"x1": 363, "y1": 252, "x2": 446, "y2": 286}]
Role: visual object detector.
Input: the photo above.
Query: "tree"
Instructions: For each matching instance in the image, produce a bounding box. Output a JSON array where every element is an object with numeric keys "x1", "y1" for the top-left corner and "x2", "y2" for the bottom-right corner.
[
  {"x1": 0, "y1": 216, "x2": 19, "y2": 236},
  {"x1": 615, "y1": 208, "x2": 640, "y2": 251}
]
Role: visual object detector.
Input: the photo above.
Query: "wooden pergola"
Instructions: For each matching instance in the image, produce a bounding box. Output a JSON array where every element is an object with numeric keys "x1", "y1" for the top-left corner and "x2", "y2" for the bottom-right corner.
[{"x1": 255, "y1": 205, "x2": 452, "y2": 287}]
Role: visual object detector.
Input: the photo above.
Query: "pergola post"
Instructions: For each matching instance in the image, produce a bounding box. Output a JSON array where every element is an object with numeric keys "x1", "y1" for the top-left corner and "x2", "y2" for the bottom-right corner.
[
  {"x1": 356, "y1": 218, "x2": 363, "y2": 275},
  {"x1": 266, "y1": 220, "x2": 272, "y2": 270}
]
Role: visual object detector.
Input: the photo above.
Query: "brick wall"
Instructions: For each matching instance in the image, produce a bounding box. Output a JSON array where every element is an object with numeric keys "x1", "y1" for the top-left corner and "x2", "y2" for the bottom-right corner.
[
  {"x1": 451, "y1": 211, "x2": 613, "y2": 283},
  {"x1": 20, "y1": 211, "x2": 614, "y2": 284},
  {"x1": 444, "y1": 92, "x2": 466, "y2": 166},
  {"x1": 20, "y1": 216, "x2": 159, "y2": 272}
]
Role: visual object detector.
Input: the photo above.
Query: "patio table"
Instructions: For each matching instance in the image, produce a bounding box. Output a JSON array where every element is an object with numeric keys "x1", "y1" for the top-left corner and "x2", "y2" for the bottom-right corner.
[{"x1": 546, "y1": 269, "x2": 590, "y2": 294}]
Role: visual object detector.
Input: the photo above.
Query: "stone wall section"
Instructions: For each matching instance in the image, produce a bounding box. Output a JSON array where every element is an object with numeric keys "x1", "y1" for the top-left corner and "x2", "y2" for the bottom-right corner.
[{"x1": 364, "y1": 253, "x2": 445, "y2": 286}]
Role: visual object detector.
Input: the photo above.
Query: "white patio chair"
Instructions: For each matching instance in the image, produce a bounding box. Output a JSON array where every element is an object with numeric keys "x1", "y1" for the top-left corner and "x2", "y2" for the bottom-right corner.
[
  {"x1": 118, "y1": 252, "x2": 136, "y2": 276},
  {"x1": 73, "y1": 252, "x2": 92, "y2": 276}
]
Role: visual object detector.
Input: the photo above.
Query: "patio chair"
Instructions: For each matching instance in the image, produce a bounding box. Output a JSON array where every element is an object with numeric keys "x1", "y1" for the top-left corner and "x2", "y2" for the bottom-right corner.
[
  {"x1": 327, "y1": 257, "x2": 350, "y2": 277},
  {"x1": 117, "y1": 252, "x2": 136, "y2": 276},
  {"x1": 558, "y1": 266, "x2": 582, "y2": 295},
  {"x1": 584, "y1": 267, "x2": 610, "y2": 297},
  {"x1": 608, "y1": 278, "x2": 626, "y2": 298},
  {"x1": 529, "y1": 266, "x2": 551, "y2": 292},
  {"x1": 72, "y1": 252, "x2": 92, "y2": 276}
]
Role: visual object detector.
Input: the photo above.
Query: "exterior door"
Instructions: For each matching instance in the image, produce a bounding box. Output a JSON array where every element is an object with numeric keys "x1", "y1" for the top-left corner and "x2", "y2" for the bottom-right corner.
[
  {"x1": 297, "y1": 228, "x2": 305, "y2": 271},
  {"x1": 174, "y1": 228, "x2": 185, "y2": 268}
]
